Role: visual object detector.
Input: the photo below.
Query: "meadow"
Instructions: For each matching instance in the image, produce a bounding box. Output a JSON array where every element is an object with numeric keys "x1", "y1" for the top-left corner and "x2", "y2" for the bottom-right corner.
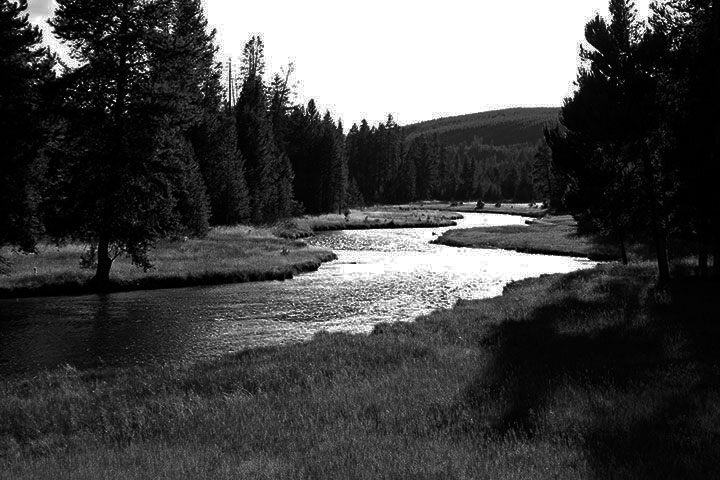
[
  {"x1": 0, "y1": 208, "x2": 464, "y2": 298},
  {"x1": 434, "y1": 215, "x2": 626, "y2": 260},
  {"x1": 272, "y1": 209, "x2": 460, "y2": 239},
  {"x1": 2, "y1": 259, "x2": 718, "y2": 479},
  {"x1": 0, "y1": 226, "x2": 335, "y2": 298},
  {"x1": 408, "y1": 200, "x2": 548, "y2": 218}
]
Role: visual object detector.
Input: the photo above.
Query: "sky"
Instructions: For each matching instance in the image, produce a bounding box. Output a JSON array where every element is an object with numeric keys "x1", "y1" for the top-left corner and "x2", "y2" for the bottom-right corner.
[{"x1": 27, "y1": 0, "x2": 649, "y2": 127}]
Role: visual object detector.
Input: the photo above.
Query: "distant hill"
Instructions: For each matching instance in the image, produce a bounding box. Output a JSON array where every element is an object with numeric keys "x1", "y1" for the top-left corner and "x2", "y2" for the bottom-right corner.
[{"x1": 402, "y1": 107, "x2": 560, "y2": 147}]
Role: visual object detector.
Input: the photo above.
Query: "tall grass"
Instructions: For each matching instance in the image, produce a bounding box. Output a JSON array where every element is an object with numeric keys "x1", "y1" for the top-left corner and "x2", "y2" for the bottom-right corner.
[
  {"x1": 434, "y1": 214, "x2": 627, "y2": 260},
  {"x1": 409, "y1": 200, "x2": 548, "y2": 218},
  {"x1": 2, "y1": 261, "x2": 718, "y2": 478},
  {"x1": 0, "y1": 225, "x2": 335, "y2": 298},
  {"x1": 273, "y1": 208, "x2": 460, "y2": 239}
]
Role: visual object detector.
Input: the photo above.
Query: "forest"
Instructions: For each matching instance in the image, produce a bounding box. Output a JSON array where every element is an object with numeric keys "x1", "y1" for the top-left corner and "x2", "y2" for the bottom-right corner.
[
  {"x1": 541, "y1": 0, "x2": 720, "y2": 283},
  {"x1": 2, "y1": 0, "x2": 719, "y2": 288},
  {"x1": 0, "y1": 0, "x2": 559, "y2": 287}
]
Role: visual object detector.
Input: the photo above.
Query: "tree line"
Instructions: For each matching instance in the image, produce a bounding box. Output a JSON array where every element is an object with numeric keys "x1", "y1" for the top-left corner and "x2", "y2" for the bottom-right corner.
[
  {"x1": 541, "y1": 0, "x2": 720, "y2": 283},
  {"x1": 344, "y1": 117, "x2": 543, "y2": 206},
  {"x1": 1, "y1": 0, "x2": 599, "y2": 287},
  {"x1": 1, "y1": 0, "x2": 349, "y2": 284}
]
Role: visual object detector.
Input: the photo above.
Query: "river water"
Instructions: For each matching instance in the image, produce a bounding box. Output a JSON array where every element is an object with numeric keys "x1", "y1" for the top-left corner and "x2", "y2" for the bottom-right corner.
[{"x1": 0, "y1": 213, "x2": 595, "y2": 375}]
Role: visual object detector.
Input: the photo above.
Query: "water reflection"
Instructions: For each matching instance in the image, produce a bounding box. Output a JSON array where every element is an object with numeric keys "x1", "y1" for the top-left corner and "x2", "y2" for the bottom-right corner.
[{"x1": 0, "y1": 213, "x2": 595, "y2": 374}]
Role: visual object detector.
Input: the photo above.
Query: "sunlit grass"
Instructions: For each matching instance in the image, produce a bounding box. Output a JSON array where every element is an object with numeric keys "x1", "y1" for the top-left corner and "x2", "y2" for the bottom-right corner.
[
  {"x1": 2, "y1": 261, "x2": 718, "y2": 478},
  {"x1": 0, "y1": 225, "x2": 335, "y2": 297},
  {"x1": 409, "y1": 200, "x2": 548, "y2": 218},
  {"x1": 272, "y1": 208, "x2": 460, "y2": 239},
  {"x1": 434, "y1": 214, "x2": 627, "y2": 260}
]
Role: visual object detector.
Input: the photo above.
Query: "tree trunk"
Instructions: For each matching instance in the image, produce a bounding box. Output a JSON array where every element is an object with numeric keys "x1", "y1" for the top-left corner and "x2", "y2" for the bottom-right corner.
[
  {"x1": 90, "y1": 7, "x2": 127, "y2": 291},
  {"x1": 699, "y1": 237, "x2": 708, "y2": 278},
  {"x1": 619, "y1": 234, "x2": 628, "y2": 265},
  {"x1": 714, "y1": 1, "x2": 720, "y2": 278},
  {"x1": 93, "y1": 233, "x2": 112, "y2": 289},
  {"x1": 641, "y1": 144, "x2": 670, "y2": 285},
  {"x1": 655, "y1": 231, "x2": 670, "y2": 285}
]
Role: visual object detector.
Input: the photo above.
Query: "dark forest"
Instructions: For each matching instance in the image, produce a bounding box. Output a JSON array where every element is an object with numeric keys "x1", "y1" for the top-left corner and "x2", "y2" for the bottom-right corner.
[{"x1": 1, "y1": 0, "x2": 719, "y2": 285}]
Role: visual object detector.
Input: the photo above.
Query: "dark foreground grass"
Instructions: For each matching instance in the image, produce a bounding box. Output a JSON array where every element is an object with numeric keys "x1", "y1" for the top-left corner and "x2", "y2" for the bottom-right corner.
[
  {"x1": 2, "y1": 262, "x2": 719, "y2": 479},
  {"x1": 434, "y1": 215, "x2": 627, "y2": 260},
  {"x1": 0, "y1": 226, "x2": 336, "y2": 299}
]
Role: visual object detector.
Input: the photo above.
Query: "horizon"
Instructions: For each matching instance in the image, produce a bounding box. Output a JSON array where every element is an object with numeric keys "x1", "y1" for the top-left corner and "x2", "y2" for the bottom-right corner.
[{"x1": 27, "y1": 0, "x2": 649, "y2": 127}]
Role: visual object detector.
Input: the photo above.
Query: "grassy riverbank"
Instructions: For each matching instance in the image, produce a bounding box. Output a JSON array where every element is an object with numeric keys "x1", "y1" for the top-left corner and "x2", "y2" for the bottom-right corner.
[
  {"x1": 434, "y1": 214, "x2": 626, "y2": 260},
  {"x1": 0, "y1": 226, "x2": 336, "y2": 299},
  {"x1": 273, "y1": 209, "x2": 460, "y2": 239},
  {"x1": 0, "y1": 208, "x2": 456, "y2": 298},
  {"x1": 409, "y1": 200, "x2": 548, "y2": 218},
  {"x1": 2, "y1": 261, "x2": 719, "y2": 478}
]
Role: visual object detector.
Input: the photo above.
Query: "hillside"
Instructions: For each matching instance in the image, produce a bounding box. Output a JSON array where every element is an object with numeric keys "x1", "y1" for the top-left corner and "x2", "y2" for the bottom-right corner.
[{"x1": 403, "y1": 107, "x2": 560, "y2": 147}]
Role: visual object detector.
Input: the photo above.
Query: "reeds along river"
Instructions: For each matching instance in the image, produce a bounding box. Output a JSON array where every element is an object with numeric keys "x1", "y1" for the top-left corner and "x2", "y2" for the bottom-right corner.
[{"x1": 0, "y1": 213, "x2": 595, "y2": 375}]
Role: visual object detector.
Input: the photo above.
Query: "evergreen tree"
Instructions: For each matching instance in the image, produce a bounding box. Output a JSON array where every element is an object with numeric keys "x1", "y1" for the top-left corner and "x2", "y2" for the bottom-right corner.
[
  {"x1": 532, "y1": 138, "x2": 557, "y2": 206},
  {"x1": 649, "y1": 0, "x2": 720, "y2": 276},
  {"x1": 325, "y1": 117, "x2": 348, "y2": 213},
  {"x1": 268, "y1": 62, "x2": 295, "y2": 148},
  {"x1": 49, "y1": 0, "x2": 202, "y2": 286},
  {"x1": 235, "y1": 35, "x2": 294, "y2": 223},
  {"x1": 345, "y1": 177, "x2": 364, "y2": 208},
  {"x1": 169, "y1": 0, "x2": 249, "y2": 225},
  {"x1": 551, "y1": 0, "x2": 663, "y2": 272},
  {"x1": 0, "y1": 0, "x2": 54, "y2": 269},
  {"x1": 409, "y1": 135, "x2": 439, "y2": 200}
]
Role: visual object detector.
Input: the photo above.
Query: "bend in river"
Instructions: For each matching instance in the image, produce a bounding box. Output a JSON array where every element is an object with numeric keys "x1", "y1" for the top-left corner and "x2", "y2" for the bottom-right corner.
[{"x1": 0, "y1": 213, "x2": 596, "y2": 374}]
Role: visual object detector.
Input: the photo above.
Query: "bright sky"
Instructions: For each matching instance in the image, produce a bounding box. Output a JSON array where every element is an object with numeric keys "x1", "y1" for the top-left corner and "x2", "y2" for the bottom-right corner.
[{"x1": 28, "y1": 0, "x2": 649, "y2": 127}]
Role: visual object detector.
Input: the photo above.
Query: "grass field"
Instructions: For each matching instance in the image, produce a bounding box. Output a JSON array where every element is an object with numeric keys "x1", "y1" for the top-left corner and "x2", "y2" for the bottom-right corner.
[
  {"x1": 273, "y1": 209, "x2": 460, "y2": 239},
  {"x1": 0, "y1": 226, "x2": 336, "y2": 298},
  {"x1": 0, "y1": 208, "x2": 457, "y2": 298},
  {"x1": 433, "y1": 215, "x2": 628, "y2": 260},
  {"x1": 2, "y1": 261, "x2": 718, "y2": 479},
  {"x1": 407, "y1": 200, "x2": 548, "y2": 218}
]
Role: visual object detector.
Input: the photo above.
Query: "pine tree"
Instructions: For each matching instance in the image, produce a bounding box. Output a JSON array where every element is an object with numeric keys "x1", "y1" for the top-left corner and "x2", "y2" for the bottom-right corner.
[
  {"x1": 48, "y1": 0, "x2": 208, "y2": 286},
  {"x1": 0, "y1": 0, "x2": 54, "y2": 269},
  {"x1": 551, "y1": 0, "x2": 662, "y2": 272},
  {"x1": 268, "y1": 63, "x2": 296, "y2": 148},
  {"x1": 532, "y1": 138, "x2": 555, "y2": 205},
  {"x1": 169, "y1": 0, "x2": 249, "y2": 225},
  {"x1": 649, "y1": 0, "x2": 720, "y2": 276},
  {"x1": 235, "y1": 35, "x2": 294, "y2": 223},
  {"x1": 325, "y1": 117, "x2": 348, "y2": 213}
]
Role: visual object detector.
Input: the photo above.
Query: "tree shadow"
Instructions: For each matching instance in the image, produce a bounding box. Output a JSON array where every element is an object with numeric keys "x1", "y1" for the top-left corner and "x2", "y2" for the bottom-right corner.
[{"x1": 452, "y1": 273, "x2": 720, "y2": 478}]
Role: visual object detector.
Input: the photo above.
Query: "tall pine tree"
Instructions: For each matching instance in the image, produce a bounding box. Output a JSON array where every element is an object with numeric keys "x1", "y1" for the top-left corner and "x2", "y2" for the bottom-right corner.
[
  {"x1": 0, "y1": 0, "x2": 54, "y2": 270},
  {"x1": 235, "y1": 35, "x2": 293, "y2": 223},
  {"x1": 49, "y1": 0, "x2": 212, "y2": 286}
]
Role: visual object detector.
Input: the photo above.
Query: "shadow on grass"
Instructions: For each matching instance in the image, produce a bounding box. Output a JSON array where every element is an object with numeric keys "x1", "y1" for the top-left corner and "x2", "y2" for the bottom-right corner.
[{"x1": 455, "y1": 270, "x2": 720, "y2": 479}]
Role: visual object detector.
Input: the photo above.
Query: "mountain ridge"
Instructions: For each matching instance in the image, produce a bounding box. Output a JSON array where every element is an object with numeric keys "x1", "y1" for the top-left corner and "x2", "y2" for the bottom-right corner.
[{"x1": 402, "y1": 107, "x2": 560, "y2": 147}]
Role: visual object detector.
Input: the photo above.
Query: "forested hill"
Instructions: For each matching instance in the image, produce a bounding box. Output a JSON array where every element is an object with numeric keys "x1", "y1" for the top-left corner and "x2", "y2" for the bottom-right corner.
[{"x1": 403, "y1": 107, "x2": 559, "y2": 146}]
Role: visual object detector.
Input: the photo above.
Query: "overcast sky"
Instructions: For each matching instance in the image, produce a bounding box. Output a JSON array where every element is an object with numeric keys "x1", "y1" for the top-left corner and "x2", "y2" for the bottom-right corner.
[{"x1": 27, "y1": 0, "x2": 649, "y2": 127}]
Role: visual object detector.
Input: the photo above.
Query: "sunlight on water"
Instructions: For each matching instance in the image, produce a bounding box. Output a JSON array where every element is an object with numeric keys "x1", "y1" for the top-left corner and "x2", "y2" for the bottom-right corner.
[{"x1": 0, "y1": 213, "x2": 596, "y2": 373}]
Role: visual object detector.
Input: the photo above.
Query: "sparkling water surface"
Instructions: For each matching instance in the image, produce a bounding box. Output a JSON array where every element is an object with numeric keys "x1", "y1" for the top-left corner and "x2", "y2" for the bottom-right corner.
[{"x1": 0, "y1": 213, "x2": 595, "y2": 374}]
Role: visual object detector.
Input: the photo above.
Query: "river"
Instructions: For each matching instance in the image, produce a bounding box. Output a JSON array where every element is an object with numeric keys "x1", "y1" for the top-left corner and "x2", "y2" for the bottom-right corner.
[{"x1": 0, "y1": 212, "x2": 595, "y2": 375}]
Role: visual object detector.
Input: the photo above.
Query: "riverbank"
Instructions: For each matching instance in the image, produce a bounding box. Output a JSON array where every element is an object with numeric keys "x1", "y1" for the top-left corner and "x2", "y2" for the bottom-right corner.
[
  {"x1": 273, "y1": 209, "x2": 460, "y2": 239},
  {"x1": 405, "y1": 200, "x2": 548, "y2": 218},
  {"x1": 434, "y1": 214, "x2": 625, "y2": 260},
  {"x1": 0, "y1": 208, "x2": 459, "y2": 299},
  {"x1": 0, "y1": 208, "x2": 461, "y2": 299},
  {"x1": 0, "y1": 226, "x2": 336, "y2": 299},
  {"x1": 2, "y1": 261, "x2": 718, "y2": 478}
]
